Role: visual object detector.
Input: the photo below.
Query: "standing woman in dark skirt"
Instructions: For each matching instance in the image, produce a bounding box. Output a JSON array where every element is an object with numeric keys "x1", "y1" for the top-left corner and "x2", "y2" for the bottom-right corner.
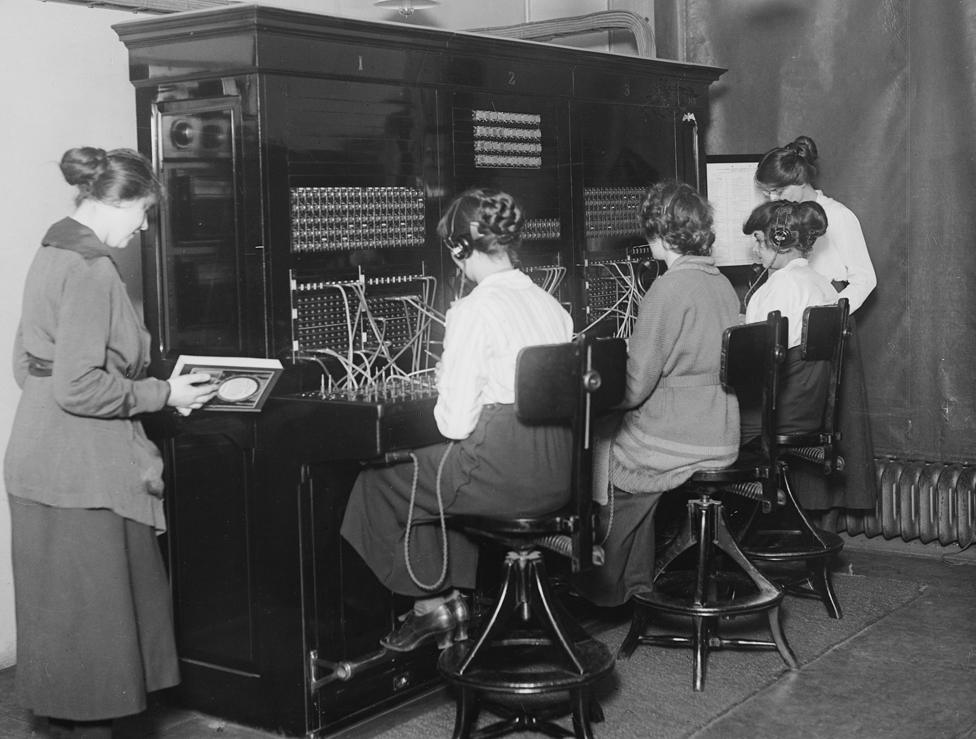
[
  {"x1": 4, "y1": 147, "x2": 218, "y2": 737},
  {"x1": 341, "y1": 188, "x2": 574, "y2": 652},
  {"x1": 754, "y1": 135, "x2": 878, "y2": 514}
]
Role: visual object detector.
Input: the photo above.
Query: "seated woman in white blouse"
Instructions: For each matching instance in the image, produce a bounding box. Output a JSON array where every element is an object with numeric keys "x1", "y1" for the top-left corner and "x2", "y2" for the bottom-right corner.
[
  {"x1": 340, "y1": 188, "x2": 574, "y2": 653},
  {"x1": 740, "y1": 199, "x2": 837, "y2": 443}
]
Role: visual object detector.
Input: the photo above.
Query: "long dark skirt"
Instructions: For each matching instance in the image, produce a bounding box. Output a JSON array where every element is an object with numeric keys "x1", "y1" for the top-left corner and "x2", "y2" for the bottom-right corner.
[
  {"x1": 787, "y1": 321, "x2": 877, "y2": 510},
  {"x1": 572, "y1": 489, "x2": 661, "y2": 608},
  {"x1": 340, "y1": 404, "x2": 572, "y2": 598},
  {"x1": 9, "y1": 496, "x2": 179, "y2": 721},
  {"x1": 740, "y1": 346, "x2": 830, "y2": 443}
]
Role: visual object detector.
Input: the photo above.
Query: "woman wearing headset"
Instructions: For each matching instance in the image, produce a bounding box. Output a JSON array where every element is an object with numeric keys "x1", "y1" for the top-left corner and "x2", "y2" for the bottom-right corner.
[
  {"x1": 739, "y1": 199, "x2": 837, "y2": 443},
  {"x1": 340, "y1": 188, "x2": 573, "y2": 652}
]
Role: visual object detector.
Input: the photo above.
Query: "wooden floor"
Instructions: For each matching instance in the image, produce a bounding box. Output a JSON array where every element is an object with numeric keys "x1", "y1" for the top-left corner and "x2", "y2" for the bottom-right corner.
[{"x1": 2, "y1": 534, "x2": 975, "y2": 738}]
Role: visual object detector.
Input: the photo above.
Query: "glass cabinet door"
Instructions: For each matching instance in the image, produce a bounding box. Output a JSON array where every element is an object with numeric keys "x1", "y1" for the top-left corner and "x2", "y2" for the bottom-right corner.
[{"x1": 155, "y1": 101, "x2": 243, "y2": 356}]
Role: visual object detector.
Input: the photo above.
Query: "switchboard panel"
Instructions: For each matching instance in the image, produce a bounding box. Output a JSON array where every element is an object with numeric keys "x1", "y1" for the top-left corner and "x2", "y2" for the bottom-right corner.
[{"x1": 116, "y1": 6, "x2": 722, "y2": 735}]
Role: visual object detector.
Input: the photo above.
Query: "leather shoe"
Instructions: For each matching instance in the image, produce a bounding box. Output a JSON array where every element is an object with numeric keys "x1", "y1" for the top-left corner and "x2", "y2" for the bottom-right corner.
[
  {"x1": 381, "y1": 603, "x2": 457, "y2": 652},
  {"x1": 443, "y1": 593, "x2": 470, "y2": 642}
]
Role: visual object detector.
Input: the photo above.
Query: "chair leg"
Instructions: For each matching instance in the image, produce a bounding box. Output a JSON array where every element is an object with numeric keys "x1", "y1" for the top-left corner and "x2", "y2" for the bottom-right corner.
[
  {"x1": 587, "y1": 695, "x2": 605, "y2": 724},
  {"x1": 461, "y1": 550, "x2": 592, "y2": 676},
  {"x1": 780, "y1": 471, "x2": 832, "y2": 544},
  {"x1": 628, "y1": 493, "x2": 797, "y2": 688},
  {"x1": 617, "y1": 604, "x2": 648, "y2": 659},
  {"x1": 569, "y1": 688, "x2": 596, "y2": 739},
  {"x1": 653, "y1": 500, "x2": 701, "y2": 580},
  {"x1": 451, "y1": 686, "x2": 479, "y2": 739},
  {"x1": 809, "y1": 559, "x2": 843, "y2": 618},
  {"x1": 766, "y1": 605, "x2": 798, "y2": 669},
  {"x1": 693, "y1": 499, "x2": 714, "y2": 606},
  {"x1": 527, "y1": 554, "x2": 588, "y2": 674},
  {"x1": 783, "y1": 467, "x2": 843, "y2": 619},
  {"x1": 754, "y1": 471, "x2": 845, "y2": 618},
  {"x1": 711, "y1": 502, "x2": 782, "y2": 602},
  {"x1": 692, "y1": 615, "x2": 710, "y2": 692},
  {"x1": 457, "y1": 555, "x2": 520, "y2": 675}
]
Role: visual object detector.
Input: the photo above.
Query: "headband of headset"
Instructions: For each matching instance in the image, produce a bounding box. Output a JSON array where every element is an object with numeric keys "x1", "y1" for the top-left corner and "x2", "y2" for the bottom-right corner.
[{"x1": 768, "y1": 205, "x2": 798, "y2": 251}]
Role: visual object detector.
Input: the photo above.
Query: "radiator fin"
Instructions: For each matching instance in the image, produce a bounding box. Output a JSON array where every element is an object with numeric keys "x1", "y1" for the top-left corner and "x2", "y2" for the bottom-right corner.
[{"x1": 835, "y1": 459, "x2": 975, "y2": 548}]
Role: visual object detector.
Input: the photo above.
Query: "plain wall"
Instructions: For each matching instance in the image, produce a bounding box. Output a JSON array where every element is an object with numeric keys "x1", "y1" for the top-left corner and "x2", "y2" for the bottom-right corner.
[
  {"x1": 0, "y1": 0, "x2": 142, "y2": 673},
  {"x1": 0, "y1": 0, "x2": 644, "y2": 673}
]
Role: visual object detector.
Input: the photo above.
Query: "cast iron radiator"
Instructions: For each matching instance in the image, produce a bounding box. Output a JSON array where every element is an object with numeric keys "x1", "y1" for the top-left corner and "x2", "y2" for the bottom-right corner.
[{"x1": 828, "y1": 458, "x2": 976, "y2": 548}]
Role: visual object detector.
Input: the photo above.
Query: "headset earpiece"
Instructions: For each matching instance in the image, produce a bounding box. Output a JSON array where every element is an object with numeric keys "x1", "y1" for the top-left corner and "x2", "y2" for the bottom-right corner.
[
  {"x1": 444, "y1": 233, "x2": 472, "y2": 260},
  {"x1": 769, "y1": 207, "x2": 795, "y2": 250},
  {"x1": 443, "y1": 219, "x2": 481, "y2": 260},
  {"x1": 770, "y1": 225, "x2": 791, "y2": 247}
]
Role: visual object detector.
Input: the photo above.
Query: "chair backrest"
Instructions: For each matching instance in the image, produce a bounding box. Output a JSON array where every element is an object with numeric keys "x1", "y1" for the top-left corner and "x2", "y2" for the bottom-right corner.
[
  {"x1": 515, "y1": 334, "x2": 627, "y2": 573},
  {"x1": 721, "y1": 311, "x2": 788, "y2": 506},
  {"x1": 797, "y1": 297, "x2": 851, "y2": 471},
  {"x1": 800, "y1": 298, "x2": 850, "y2": 429}
]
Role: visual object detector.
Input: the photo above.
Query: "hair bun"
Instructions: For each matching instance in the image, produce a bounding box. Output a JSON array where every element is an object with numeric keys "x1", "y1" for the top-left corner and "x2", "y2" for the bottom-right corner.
[
  {"x1": 60, "y1": 146, "x2": 109, "y2": 189},
  {"x1": 478, "y1": 191, "x2": 524, "y2": 242},
  {"x1": 788, "y1": 136, "x2": 818, "y2": 164}
]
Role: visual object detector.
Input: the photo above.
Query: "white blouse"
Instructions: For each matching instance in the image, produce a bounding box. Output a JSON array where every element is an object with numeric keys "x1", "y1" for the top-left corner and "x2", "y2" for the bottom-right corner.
[
  {"x1": 745, "y1": 258, "x2": 839, "y2": 348},
  {"x1": 811, "y1": 191, "x2": 877, "y2": 312},
  {"x1": 434, "y1": 269, "x2": 574, "y2": 439}
]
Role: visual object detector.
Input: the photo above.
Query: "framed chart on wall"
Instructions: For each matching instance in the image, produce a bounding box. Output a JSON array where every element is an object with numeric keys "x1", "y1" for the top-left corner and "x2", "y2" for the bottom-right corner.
[{"x1": 707, "y1": 154, "x2": 764, "y2": 267}]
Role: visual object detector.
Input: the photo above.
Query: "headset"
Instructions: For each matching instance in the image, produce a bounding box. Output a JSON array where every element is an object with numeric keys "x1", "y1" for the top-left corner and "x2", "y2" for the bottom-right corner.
[
  {"x1": 441, "y1": 197, "x2": 482, "y2": 260},
  {"x1": 768, "y1": 204, "x2": 797, "y2": 251}
]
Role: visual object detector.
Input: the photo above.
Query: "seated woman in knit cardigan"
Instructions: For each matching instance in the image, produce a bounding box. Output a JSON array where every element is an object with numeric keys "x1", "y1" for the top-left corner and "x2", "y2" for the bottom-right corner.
[{"x1": 574, "y1": 180, "x2": 741, "y2": 607}]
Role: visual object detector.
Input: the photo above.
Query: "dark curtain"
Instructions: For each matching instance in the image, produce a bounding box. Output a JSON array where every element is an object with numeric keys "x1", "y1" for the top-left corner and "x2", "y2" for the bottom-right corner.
[{"x1": 684, "y1": 0, "x2": 976, "y2": 463}]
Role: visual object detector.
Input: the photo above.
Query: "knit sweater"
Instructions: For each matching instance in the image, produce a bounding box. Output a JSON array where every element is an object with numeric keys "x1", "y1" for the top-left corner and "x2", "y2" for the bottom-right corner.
[{"x1": 610, "y1": 255, "x2": 741, "y2": 493}]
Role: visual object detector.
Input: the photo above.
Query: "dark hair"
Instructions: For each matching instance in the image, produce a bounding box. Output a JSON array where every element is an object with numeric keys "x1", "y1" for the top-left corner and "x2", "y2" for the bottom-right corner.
[
  {"x1": 742, "y1": 199, "x2": 828, "y2": 256},
  {"x1": 60, "y1": 147, "x2": 161, "y2": 207},
  {"x1": 755, "y1": 135, "x2": 819, "y2": 189},
  {"x1": 742, "y1": 200, "x2": 781, "y2": 236},
  {"x1": 437, "y1": 188, "x2": 525, "y2": 264},
  {"x1": 637, "y1": 180, "x2": 715, "y2": 256}
]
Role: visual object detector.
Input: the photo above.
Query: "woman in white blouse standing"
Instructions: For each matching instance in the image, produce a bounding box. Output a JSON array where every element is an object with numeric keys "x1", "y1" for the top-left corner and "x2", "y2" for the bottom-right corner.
[
  {"x1": 754, "y1": 136, "x2": 877, "y2": 512},
  {"x1": 341, "y1": 188, "x2": 574, "y2": 653}
]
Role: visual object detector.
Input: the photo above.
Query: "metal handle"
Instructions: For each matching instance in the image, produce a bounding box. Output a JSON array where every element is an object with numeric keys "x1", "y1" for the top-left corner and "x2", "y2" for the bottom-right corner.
[{"x1": 308, "y1": 648, "x2": 392, "y2": 693}]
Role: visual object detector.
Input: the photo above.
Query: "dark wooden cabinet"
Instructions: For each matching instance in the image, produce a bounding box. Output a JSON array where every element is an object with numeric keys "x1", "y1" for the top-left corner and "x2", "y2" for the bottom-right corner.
[{"x1": 116, "y1": 6, "x2": 722, "y2": 736}]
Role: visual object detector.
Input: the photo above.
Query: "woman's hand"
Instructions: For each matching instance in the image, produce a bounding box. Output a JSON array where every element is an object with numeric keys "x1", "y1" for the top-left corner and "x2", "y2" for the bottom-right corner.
[{"x1": 166, "y1": 372, "x2": 219, "y2": 415}]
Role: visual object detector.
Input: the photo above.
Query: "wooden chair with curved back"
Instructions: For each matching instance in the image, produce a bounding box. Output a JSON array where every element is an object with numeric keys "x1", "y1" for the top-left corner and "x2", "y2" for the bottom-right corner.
[
  {"x1": 616, "y1": 312, "x2": 798, "y2": 692},
  {"x1": 437, "y1": 334, "x2": 627, "y2": 739},
  {"x1": 740, "y1": 298, "x2": 851, "y2": 618}
]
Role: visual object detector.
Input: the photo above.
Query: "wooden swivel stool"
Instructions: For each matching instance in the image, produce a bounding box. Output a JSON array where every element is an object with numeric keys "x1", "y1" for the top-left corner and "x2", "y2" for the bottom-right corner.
[
  {"x1": 617, "y1": 313, "x2": 798, "y2": 691},
  {"x1": 740, "y1": 299, "x2": 851, "y2": 618},
  {"x1": 438, "y1": 335, "x2": 626, "y2": 738}
]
